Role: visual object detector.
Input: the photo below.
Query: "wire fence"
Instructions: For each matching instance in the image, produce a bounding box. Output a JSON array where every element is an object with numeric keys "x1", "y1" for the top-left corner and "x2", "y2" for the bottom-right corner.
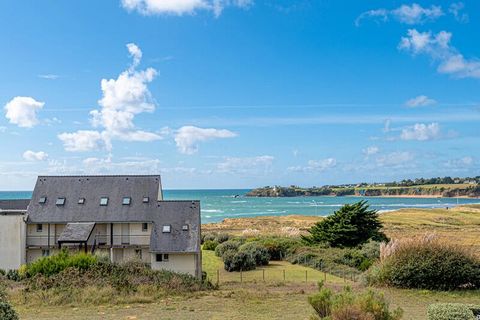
[{"x1": 206, "y1": 267, "x2": 359, "y2": 286}]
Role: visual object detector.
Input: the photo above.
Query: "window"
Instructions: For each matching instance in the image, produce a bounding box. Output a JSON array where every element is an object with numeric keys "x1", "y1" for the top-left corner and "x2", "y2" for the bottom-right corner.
[
  {"x1": 78, "y1": 198, "x2": 85, "y2": 204},
  {"x1": 142, "y1": 223, "x2": 148, "y2": 232},
  {"x1": 36, "y1": 224, "x2": 43, "y2": 232},
  {"x1": 142, "y1": 196, "x2": 149, "y2": 203},
  {"x1": 162, "y1": 225, "x2": 171, "y2": 233},
  {"x1": 100, "y1": 197, "x2": 108, "y2": 206},
  {"x1": 122, "y1": 197, "x2": 131, "y2": 205},
  {"x1": 135, "y1": 249, "x2": 142, "y2": 260},
  {"x1": 155, "y1": 254, "x2": 169, "y2": 262},
  {"x1": 182, "y1": 224, "x2": 189, "y2": 231},
  {"x1": 39, "y1": 197, "x2": 47, "y2": 204},
  {"x1": 56, "y1": 198, "x2": 65, "y2": 206}
]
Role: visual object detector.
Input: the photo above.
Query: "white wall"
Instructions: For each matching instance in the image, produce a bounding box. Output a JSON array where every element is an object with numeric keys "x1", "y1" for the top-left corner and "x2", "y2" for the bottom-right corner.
[
  {"x1": 150, "y1": 253, "x2": 197, "y2": 276},
  {"x1": 0, "y1": 215, "x2": 26, "y2": 270}
]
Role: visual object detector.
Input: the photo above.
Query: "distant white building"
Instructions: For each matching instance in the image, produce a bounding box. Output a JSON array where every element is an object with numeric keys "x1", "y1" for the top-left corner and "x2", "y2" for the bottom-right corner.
[{"x1": 0, "y1": 175, "x2": 202, "y2": 278}]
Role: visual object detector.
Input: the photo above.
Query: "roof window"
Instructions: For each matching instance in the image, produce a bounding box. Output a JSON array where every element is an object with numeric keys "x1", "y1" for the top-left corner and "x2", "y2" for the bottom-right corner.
[
  {"x1": 78, "y1": 198, "x2": 85, "y2": 204},
  {"x1": 142, "y1": 196, "x2": 149, "y2": 203},
  {"x1": 100, "y1": 197, "x2": 109, "y2": 206},
  {"x1": 162, "y1": 225, "x2": 171, "y2": 233},
  {"x1": 39, "y1": 197, "x2": 47, "y2": 204},
  {"x1": 182, "y1": 224, "x2": 189, "y2": 231},
  {"x1": 56, "y1": 198, "x2": 65, "y2": 206},
  {"x1": 122, "y1": 197, "x2": 131, "y2": 205}
]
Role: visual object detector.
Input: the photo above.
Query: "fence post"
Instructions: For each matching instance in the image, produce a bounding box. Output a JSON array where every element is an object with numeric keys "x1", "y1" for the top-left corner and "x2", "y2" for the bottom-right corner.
[
  {"x1": 216, "y1": 269, "x2": 219, "y2": 286},
  {"x1": 262, "y1": 269, "x2": 265, "y2": 282},
  {"x1": 240, "y1": 270, "x2": 243, "y2": 283},
  {"x1": 283, "y1": 269, "x2": 286, "y2": 282},
  {"x1": 324, "y1": 271, "x2": 327, "y2": 283},
  {"x1": 305, "y1": 270, "x2": 308, "y2": 283}
]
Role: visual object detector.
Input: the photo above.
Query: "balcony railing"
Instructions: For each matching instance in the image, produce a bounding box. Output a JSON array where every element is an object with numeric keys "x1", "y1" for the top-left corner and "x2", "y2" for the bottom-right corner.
[{"x1": 26, "y1": 234, "x2": 150, "y2": 247}]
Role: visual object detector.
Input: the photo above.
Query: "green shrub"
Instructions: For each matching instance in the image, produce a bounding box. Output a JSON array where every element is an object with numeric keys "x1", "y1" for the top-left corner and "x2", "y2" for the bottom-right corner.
[
  {"x1": 367, "y1": 238, "x2": 480, "y2": 290},
  {"x1": 6, "y1": 270, "x2": 20, "y2": 282},
  {"x1": 202, "y1": 232, "x2": 217, "y2": 243},
  {"x1": 258, "y1": 237, "x2": 300, "y2": 260},
  {"x1": 239, "y1": 242, "x2": 270, "y2": 266},
  {"x1": 0, "y1": 269, "x2": 5, "y2": 276},
  {"x1": 216, "y1": 233, "x2": 230, "y2": 243},
  {"x1": 203, "y1": 240, "x2": 219, "y2": 251},
  {"x1": 223, "y1": 250, "x2": 256, "y2": 272},
  {"x1": 427, "y1": 303, "x2": 478, "y2": 320},
  {"x1": 25, "y1": 250, "x2": 98, "y2": 277},
  {"x1": 308, "y1": 282, "x2": 402, "y2": 320},
  {"x1": 215, "y1": 240, "x2": 241, "y2": 257},
  {"x1": 0, "y1": 286, "x2": 18, "y2": 320}
]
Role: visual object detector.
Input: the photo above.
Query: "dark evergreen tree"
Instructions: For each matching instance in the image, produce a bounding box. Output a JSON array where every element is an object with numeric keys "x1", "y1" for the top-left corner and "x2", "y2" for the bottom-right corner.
[{"x1": 302, "y1": 201, "x2": 387, "y2": 247}]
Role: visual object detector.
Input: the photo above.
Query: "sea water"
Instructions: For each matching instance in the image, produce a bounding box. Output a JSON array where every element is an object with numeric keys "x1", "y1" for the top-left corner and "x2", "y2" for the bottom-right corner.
[{"x1": 2, "y1": 189, "x2": 479, "y2": 223}]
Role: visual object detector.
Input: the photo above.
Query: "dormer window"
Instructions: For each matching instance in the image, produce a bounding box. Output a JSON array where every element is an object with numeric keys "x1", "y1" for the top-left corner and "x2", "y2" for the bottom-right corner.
[
  {"x1": 78, "y1": 198, "x2": 85, "y2": 204},
  {"x1": 122, "y1": 197, "x2": 131, "y2": 205},
  {"x1": 162, "y1": 225, "x2": 171, "y2": 233},
  {"x1": 39, "y1": 197, "x2": 47, "y2": 204},
  {"x1": 142, "y1": 197, "x2": 149, "y2": 203},
  {"x1": 182, "y1": 225, "x2": 189, "y2": 231},
  {"x1": 100, "y1": 197, "x2": 108, "y2": 206},
  {"x1": 56, "y1": 198, "x2": 65, "y2": 206}
]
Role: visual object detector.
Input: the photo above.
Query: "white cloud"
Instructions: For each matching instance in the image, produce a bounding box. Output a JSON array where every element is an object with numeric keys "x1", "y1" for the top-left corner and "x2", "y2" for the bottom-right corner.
[
  {"x1": 82, "y1": 155, "x2": 161, "y2": 174},
  {"x1": 288, "y1": 158, "x2": 337, "y2": 173},
  {"x1": 121, "y1": 0, "x2": 253, "y2": 17},
  {"x1": 449, "y1": 2, "x2": 469, "y2": 23},
  {"x1": 399, "y1": 29, "x2": 480, "y2": 79},
  {"x1": 405, "y1": 95, "x2": 436, "y2": 107},
  {"x1": 444, "y1": 156, "x2": 474, "y2": 168},
  {"x1": 59, "y1": 43, "x2": 162, "y2": 151},
  {"x1": 4, "y1": 96, "x2": 44, "y2": 128},
  {"x1": 58, "y1": 130, "x2": 110, "y2": 152},
  {"x1": 400, "y1": 122, "x2": 440, "y2": 141},
  {"x1": 363, "y1": 146, "x2": 379, "y2": 156},
  {"x1": 38, "y1": 74, "x2": 59, "y2": 80},
  {"x1": 356, "y1": 4, "x2": 443, "y2": 26},
  {"x1": 23, "y1": 150, "x2": 48, "y2": 161},
  {"x1": 216, "y1": 155, "x2": 274, "y2": 174},
  {"x1": 376, "y1": 151, "x2": 414, "y2": 167},
  {"x1": 174, "y1": 126, "x2": 237, "y2": 154}
]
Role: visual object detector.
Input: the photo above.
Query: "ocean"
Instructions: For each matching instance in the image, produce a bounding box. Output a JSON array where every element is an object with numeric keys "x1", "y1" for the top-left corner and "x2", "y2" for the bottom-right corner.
[{"x1": 2, "y1": 189, "x2": 479, "y2": 223}]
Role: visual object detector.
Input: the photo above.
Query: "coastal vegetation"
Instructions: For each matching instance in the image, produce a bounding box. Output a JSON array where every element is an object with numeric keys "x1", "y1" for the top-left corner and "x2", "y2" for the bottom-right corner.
[{"x1": 246, "y1": 176, "x2": 480, "y2": 198}]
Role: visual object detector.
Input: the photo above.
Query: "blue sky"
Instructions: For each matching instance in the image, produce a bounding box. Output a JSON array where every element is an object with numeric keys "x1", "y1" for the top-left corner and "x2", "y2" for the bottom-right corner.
[{"x1": 1, "y1": 0, "x2": 479, "y2": 190}]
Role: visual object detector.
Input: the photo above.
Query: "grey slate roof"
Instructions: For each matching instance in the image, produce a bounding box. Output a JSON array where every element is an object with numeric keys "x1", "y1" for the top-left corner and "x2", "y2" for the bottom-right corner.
[
  {"x1": 58, "y1": 222, "x2": 96, "y2": 242},
  {"x1": 0, "y1": 199, "x2": 30, "y2": 214},
  {"x1": 26, "y1": 175, "x2": 201, "y2": 253}
]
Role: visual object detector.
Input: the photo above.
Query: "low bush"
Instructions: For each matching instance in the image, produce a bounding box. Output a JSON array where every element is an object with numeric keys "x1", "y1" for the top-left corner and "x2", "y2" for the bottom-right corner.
[
  {"x1": 366, "y1": 235, "x2": 480, "y2": 290},
  {"x1": 239, "y1": 242, "x2": 270, "y2": 266},
  {"x1": 203, "y1": 240, "x2": 219, "y2": 251},
  {"x1": 308, "y1": 282, "x2": 403, "y2": 320},
  {"x1": 427, "y1": 303, "x2": 480, "y2": 320},
  {"x1": 222, "y1": 250, "x2": 256, "y2": 272},
  {"x1": 25, "y1": 250, "x2": 98, "y2": 277},
  {"x1": 216, "y1": 233, "x2": 230, "y2": 243},
  {"x1": 215, "y1": 240, "x2": 242, "y2": 258},
  {"x1": 0, "y1": 285, "x2": 18, "y2": 320},
  {"x1": 258, "y1": 237, "x2": 301, "y2": 260},
  {"x1": 6, "y1": 270, "x2": 20, "y2": 282}
]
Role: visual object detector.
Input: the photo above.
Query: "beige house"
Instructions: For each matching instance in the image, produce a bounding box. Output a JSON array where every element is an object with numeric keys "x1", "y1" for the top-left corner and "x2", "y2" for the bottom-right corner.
[{"x1": 0, "y1": 175, "x2": 202, "y2": 278}]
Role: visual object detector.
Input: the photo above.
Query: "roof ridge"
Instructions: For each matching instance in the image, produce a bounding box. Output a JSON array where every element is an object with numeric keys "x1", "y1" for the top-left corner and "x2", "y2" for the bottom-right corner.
[{"x1": 38, "y1": 175, "x2": 161, "y2": 178}]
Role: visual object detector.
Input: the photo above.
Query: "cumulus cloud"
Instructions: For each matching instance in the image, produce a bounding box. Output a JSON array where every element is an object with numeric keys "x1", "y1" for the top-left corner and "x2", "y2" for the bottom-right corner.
[
  {"x1": 58, "y1": 130, "x2": 111, "y2": 152},
  {"x1": 121, "y1": 0, "x2": 253, "y2": 17},
  {"x1": 376, "y1": 151, "x2": 414, "y2": 167},
  {"x1": 400, "y1": 122, "x2": 440, "y2": 141},
  {"x1": 399, "y1": 29, "x2": 480, "y2": 79},
  {"x1": 405, "y1": 95, "x2": 436, "y2": 107},
  {"x1": 216, "y1": 155, "x2": 274, "y2": 174},
  {"x1": 449, "y1": 2, "x2": 469, "y2": 23},
  {"x1": 23, "y1": 150, "x2": 48, "y2": 161},
  {"x1": 4, "y1": 96, "x2": 44, "y2": 128},
  {"x1": 363, "y1": 146, "x2": 379, "y2": 156},
  {"x1": 444, "y1": 156, "x2": 474, "y2": 168},
  {"x1": 356, "y1": 3, "x2": 443, "y2": 26},
  {"x1": 288, "y1": 158, "x2": 337, "y2": 173},
  {"x1": 174, "y1": 126, "x2": 237, "y2": 154},
  {"x1": 59, "y1": 43, "x2": 162, "y2": 152}
]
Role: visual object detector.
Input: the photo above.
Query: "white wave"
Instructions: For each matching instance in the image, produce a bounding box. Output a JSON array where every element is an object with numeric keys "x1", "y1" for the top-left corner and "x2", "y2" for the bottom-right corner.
[
  {"x1": 202, "y1": 209, "x2": 224, "y2": 213},
  {"x1": 231, "y1": 200, "x2": 247, "y2": 203}
]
